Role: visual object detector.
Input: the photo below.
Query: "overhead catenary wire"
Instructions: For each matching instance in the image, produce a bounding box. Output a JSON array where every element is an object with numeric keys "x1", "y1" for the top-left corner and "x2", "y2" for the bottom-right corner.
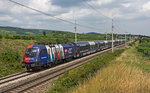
[
  {"x1": 82, "y1": 0, "x2": 112, "y2": 20},
  {"x1": 82, "y1": 0, "x2": 111, "y2": 31},
  {"x1": 7, "y1": 0, "x2": 102, "y2": 31},
  {"x1": 82, "y1": 0, "x2": 124, "y2": 35},
  {"x1": 81, "y1": 0, "x2": 113, "y2": 38},
  {"x1": 113, "y1": 21, "x2": 122, "y2": 32},
  {"x1": 82, "y1": 0, "x2": 115, "y2": 53}
]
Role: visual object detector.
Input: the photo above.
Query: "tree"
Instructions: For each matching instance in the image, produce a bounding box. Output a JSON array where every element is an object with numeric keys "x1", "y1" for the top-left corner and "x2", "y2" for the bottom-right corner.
[
  {"x1": 56, "y1": 38, "x2": 62, "y2": 44},
  {"x1": 43, "y1": 31, "x2": 46, "y2": 36},
  {"x1": 0, "y1": 34, "x2": 2, "y2": 39},
  {"x1": 64, "y1": 38, "x2": 69, "y2": 44}
]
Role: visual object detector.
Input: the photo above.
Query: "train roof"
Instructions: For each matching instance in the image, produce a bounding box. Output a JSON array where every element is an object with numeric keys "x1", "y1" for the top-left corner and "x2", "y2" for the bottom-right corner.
[
  {"x1": 76, "y1": 42, "x2": 90, "y2": 46},
  {"x1": 94, "y1": 41, "x2": 103, "y2": 44},
  {"x1": 88, "y1": 41, "x2": 95, "y2": 45}
]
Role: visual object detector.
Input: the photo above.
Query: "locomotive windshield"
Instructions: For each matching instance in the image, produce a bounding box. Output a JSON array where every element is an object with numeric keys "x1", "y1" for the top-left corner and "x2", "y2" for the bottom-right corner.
[{"x1": 25, "y1": 48, "x2": 38, "y2": 57}]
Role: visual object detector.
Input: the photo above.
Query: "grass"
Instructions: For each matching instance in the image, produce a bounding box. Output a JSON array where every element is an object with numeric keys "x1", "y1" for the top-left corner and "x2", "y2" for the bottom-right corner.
[
  {"x1": 0, "y1": 38, "x2": 34, "y2": 77},
  {"x1": 69, "y1": 42, "x2": 150, "y2": 93},
  {"x1": 46, "y1": 49, "x2": 124, "y2": 93},
  {"x1": 70, "y1": 64, "x2": 150, "y2": 93}
]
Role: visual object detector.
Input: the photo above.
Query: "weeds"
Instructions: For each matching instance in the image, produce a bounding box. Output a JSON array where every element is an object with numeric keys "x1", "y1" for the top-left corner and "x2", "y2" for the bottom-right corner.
[
  {"x1": 70, "y1": 64, "x2": 150, "y2": 93},
  {"x1": 46, "y1": 50, "x2": 124, "y2": 93}
]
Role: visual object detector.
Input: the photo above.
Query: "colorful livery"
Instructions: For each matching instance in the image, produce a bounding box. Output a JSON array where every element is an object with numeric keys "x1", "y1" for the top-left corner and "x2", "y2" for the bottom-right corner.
[{"x1": 22, "y1": 40, "x2": 125, "y2": 71}]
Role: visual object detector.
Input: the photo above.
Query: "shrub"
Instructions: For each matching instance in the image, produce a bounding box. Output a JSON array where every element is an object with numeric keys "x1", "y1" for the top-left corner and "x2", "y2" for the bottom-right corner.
[
  {"x1": 0, "y1": 50, "x2": 21, "y2": 69},
  {"x1": 1, "y1": 50, "x2": 21, "y2": 63},
  {"x1": 136, "y1": 40, "x2": 150, "y2": 56},
  {"x1": 0, "y1": 34, "x2": 2, "y2": 39},
  {"x1": 13, "y1": 35, "x2": 22, "y2": 39}
]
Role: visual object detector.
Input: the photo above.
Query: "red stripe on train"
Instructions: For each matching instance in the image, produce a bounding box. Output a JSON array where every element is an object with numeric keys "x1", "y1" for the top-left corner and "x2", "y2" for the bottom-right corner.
[
  {"x1": 24, "y1": 57, "x2": 29, "y2": 63},
  {"x1": 27, "y1": 45, "x2": 33, "y2": 48},
  {"x1": 24, "y1": 45, "x2": 33, "y2": 63}
]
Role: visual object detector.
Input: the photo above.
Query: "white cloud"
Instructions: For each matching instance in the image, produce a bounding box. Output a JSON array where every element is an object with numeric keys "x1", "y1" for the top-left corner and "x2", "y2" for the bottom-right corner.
[
  {"x1": 56, "y1": 8, "x2": 92, "y2": 20},
  {"x1": 0, "y1": 1, "x2": 11, "y2": 12},
  {"x1": 29, "y1": 0, "x2": 61, "y2": 12},
  {"x1": 76, "y1": 9, "x2": 92, "y2": 18},
  {"x1": 142, "y1": 1, "x2": 150, "y2": 11},
  {"x1": 29, "y1": 0, "x2": 50, "y2": 12},
  {"x1": 10, "y1": 0, "x2": 61, "y2": 14},
  {"x1": 10, "y1": 4, "x2": 37, "y2": 14},
  {"x1": 10, "y1": 6, "x2": 25, "y2": 14},
  {"x1": 121, "y1": 3, "x2": 131, "y2": 8},
  {"x1": 94, "y1": 8, "x2": 121, "y2": 19},
  {"x1": 0, "y1": 15, "x2": 22, "y2": 24},
  {"x1": 56, "y1": 10, "x2": 74, "y2": 19},
  {"x1": 89, "y1": 0, "x2": 114, "y2": 6},
  {"x1": 11, "y1": 19, "x2": 21, "y2": 24},
  {"x1": 0, "y1": 15, "x2": 13, "y2": 21},
  {"x1": 0, "y1": 1, "x2": 5, "y2": 10}
]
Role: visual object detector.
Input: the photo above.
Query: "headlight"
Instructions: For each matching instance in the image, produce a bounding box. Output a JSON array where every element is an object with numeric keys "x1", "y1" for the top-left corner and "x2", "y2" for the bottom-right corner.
[{"x1": 31, "y1": 63, "x2": 36, "y2": 67}]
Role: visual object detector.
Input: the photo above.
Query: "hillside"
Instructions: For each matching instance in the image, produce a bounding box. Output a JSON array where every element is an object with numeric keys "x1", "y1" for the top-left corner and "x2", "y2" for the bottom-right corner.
[
  {"x1": 0, "y1": 26, "x2": 55, "y2": 35},
  {"x1": 0, "y1": 38, "x2": 34, "y2": 77}
]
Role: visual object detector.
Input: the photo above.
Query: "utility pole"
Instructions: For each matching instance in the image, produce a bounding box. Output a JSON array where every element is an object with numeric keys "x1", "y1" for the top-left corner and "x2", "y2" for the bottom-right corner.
[
  {"x1": 105, "y1": 32, "x2": 107, "y2": 40},
  {"x1": 116, "y1": 34, "x2": 118, "y2": 40},
  {"x1": 130, "y1": 34, "x2": 132, "y2": 43},
  {"x1": 121, "y1": 35, "x2": 123, "y2": 44},
  {"x1": 75, "y1": 20, "x2": 77, "y2": 43},
  {"x1": 125, "y1": 32, "x2": 127, "y2": 47},
  {"x1": 112, "y1": 19, "x2": 114, "y2": 53}
]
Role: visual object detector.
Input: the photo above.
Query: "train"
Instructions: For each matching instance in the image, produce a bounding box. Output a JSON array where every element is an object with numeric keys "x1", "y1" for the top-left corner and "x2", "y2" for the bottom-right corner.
[{"x1": 22, "y1": 40, "x2": 125, "y2": 71}]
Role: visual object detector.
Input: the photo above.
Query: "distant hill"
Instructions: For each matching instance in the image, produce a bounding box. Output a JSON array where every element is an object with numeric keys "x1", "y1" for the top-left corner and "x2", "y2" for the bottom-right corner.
[
  {"x1": 0, "y1": 26, "x2": 56, "y2": 35},
  {"x1": 87, "y1": 32, "x2": 98, "y2": 34}
]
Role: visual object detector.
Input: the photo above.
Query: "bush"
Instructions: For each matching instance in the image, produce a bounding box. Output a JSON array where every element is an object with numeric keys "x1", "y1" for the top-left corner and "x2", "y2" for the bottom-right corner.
[
  {"x1": 13, "y1": 35, "x2": 22, "y2": 39},
  {"x1": 0, "y1": 34, "x2": 2, "y2": 39},
  {"x1": 1, "y1": 50, "x2": 21, "y2": 63},
  {"x1": 0, "y1": 50, "x2": 21, "y2": 69},
  {"x1": 136, "y1": 40, "x2": 150, "y2": 56}
]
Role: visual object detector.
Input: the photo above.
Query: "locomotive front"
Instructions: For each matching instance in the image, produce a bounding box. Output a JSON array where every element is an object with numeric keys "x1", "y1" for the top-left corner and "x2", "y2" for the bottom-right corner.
[{"x1": 22, "y1": 45, "x2": 41, "y2": 70}]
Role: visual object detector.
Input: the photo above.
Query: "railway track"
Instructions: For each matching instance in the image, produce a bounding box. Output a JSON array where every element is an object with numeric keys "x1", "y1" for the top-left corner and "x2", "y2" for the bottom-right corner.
[
  {"x1": 0, "y1": 72, "x2": 34, "y2": 85},
  {"x1": 0, "y1": 44, "x2": 127, "y2": 93}
]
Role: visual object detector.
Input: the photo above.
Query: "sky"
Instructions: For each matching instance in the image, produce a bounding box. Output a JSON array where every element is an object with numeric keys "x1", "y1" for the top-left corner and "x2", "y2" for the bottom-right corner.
[{"x1": 0, "y1": 0, "x2": 150, "y2": 36}]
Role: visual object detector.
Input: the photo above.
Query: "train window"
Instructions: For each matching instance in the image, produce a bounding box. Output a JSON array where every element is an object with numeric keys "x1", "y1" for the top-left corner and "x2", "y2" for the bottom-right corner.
[
  {"x1": 80, "y1": 45, "x2": 90, "y2": 50},
  {"x1": 25, "y1": 48, "x2": 38, "y2": 57}
]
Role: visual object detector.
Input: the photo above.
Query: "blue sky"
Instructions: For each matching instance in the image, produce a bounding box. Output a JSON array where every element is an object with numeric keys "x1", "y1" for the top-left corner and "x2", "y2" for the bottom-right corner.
[{"x1": 0, "y1": 0, "x2": 150, "y2": 36}]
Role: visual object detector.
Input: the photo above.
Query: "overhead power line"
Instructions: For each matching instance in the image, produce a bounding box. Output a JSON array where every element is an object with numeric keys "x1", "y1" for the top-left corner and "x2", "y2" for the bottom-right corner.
[
  {"x1": 113, "y1": 21, "x2": 123, "y2": 33},
  {"x1": 7, "y1": 0, "x2": 101, "y2": 31},
  {"x1": 82, "y1": 0, "x2": 112, "y2": 20}
]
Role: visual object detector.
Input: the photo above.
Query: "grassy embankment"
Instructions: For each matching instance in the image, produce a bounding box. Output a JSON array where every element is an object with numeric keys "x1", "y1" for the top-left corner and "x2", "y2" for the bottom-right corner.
[
  {"x1": 46, "y1": 49, "x2": 124, "y2": 93},
  {"x1": 69, "y1": 42, "x2": 150, "y2": 93},
  {"x1": 0, "y1": 38, "x2": 34, "y2": 77}
]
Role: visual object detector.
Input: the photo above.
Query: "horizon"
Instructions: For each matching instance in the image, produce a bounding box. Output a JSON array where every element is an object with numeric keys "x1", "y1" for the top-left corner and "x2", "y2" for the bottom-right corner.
[{"x1": 0, "y1": 25, "x2": 144, "y2": 36}]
